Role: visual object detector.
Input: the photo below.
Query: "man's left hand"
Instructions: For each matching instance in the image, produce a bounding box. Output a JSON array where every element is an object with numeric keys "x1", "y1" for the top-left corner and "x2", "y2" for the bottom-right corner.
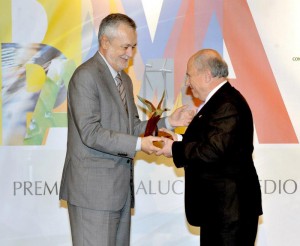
[{"x1": 168, "y1": 105, "x2": 195, "y2": 128}]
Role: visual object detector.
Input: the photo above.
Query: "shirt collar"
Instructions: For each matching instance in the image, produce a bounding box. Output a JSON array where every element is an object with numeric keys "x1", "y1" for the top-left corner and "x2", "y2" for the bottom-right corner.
[
  {"x1": 205, "y1": 80, "x2": 227, "y2": 103},
  {"x1": 98, "y1": 51, "x2": 118, "y2": 80},
  {"x1": 197, "y1": 80, "x2": 227, "y2": 112}
]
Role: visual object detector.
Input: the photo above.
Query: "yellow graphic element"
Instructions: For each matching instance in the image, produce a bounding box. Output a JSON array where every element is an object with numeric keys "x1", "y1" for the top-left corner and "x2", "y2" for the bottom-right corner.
[
  {"x1": 26, "y1": 112, "x2": 34, "y2": 132},
  {"x1": 127, "y1": 50, "x2": 144, "y2": 103},
  {"x1": 127, "y1": 66, "x2": 141, "y2": 101},
  {"x1": 173, "y1": 92, "x2": 187, "y2": 134},
  {"x1": 108, "y1": 0, "x2": 125, "y2": 13},
  {"x1": 0, "y1": 0, "x2": 12, "y2": 145},
  {"x1": 0, "y1": 0, "x2": 12, "y2": 42},
  {"x1": 173, "y1": 91, "x2": 183, "y2": 111},
  {"x1": 39, "y1": 0, "x2": 82, "y2": 65},
  {"x1": 109, "y1": 0, "x2": 118, "y2": 13},
  {"x1": 20, "y1": 0, "x2": 81, "y2": 145},
  {"x1": 141, "y1": 0, "x2": 163, "y2": 42},
  {"x1": 25, "y1": 64, "x2": 46, "y2": 92},
  {"x1": 42, "y1": 128, "x2": 50, "y2": 145}
]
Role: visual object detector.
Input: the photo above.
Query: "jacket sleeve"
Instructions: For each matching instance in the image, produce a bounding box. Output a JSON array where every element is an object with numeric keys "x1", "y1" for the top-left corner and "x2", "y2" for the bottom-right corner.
[{"x1": 172, "y1": 102, "x2": 240, "y2": 168}]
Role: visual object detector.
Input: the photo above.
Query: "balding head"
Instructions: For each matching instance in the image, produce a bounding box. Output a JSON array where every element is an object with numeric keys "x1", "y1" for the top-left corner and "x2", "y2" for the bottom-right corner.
[
  {"x1": 185, "y1": 49, "x2": 228, "y2": 101},
  {"x1": 191, "y1": 49, "x2": 228, "y2": 78}
]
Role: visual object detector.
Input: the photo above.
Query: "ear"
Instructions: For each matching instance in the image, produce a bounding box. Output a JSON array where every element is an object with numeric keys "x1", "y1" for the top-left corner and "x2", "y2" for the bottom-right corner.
[
  {"x1": 101, "y1": 35, "x2": 110, "y2": 49},
  {"x1": 204, "y1": 69, "x2": 212, "y2": 83}
]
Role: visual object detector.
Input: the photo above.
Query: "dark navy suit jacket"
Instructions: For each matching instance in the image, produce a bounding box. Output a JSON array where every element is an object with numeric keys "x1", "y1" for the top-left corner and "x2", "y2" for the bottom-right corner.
[{"x1": 172, "y1": 82, "x2": 263, "y2": 227}]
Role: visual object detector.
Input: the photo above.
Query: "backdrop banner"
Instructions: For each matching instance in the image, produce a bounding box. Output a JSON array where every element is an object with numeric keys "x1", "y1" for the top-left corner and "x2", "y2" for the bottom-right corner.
[{"x1": 1, "y1": 0, "x2": 300, "y2": 245}]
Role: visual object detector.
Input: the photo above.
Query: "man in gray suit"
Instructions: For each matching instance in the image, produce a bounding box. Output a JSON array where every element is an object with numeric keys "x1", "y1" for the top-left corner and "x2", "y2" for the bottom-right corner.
[{"x1": 59, "y1": 13, "x2": 193, "y2": 246}]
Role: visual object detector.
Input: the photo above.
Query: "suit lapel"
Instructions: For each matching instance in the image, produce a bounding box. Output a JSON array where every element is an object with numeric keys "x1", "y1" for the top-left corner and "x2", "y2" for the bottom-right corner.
[
  {"x1": 186, "y1": 82, "x2": 232, "y2": 135},
  {"x1": 197, "y1": 81, "x2": 231, "y2": 115},
  {"x1": 95, "y1": 53, "x2": 129, "y2": 122}
]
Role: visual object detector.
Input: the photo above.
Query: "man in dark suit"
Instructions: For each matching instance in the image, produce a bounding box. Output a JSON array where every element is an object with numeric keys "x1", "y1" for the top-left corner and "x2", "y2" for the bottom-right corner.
[
  {"x1": 59, "y1": 13, "x2": 193, "y2": 246},
  {"x1": 157, "y1": 49, "x2": 263, "y2": 245}
]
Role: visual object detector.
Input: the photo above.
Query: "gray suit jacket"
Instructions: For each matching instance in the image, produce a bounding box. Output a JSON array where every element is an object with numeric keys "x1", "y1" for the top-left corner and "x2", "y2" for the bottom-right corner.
[{"x1": 59, "y1": 52, "x2": 166, "y2": 211}]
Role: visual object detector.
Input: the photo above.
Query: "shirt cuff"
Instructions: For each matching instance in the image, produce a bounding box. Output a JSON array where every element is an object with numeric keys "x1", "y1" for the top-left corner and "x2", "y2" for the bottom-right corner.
[
  {"x1": 136, "y1": 137, "x2": 142, "y2": 151},
  {"x1": 176, "y1": 134, "x2": 183, "y2": 141}
]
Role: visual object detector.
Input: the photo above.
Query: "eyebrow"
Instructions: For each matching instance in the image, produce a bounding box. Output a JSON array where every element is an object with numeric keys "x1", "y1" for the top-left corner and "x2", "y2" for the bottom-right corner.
[{"x1": 123, "y1": 43, "x2": 137, "y2": 47}]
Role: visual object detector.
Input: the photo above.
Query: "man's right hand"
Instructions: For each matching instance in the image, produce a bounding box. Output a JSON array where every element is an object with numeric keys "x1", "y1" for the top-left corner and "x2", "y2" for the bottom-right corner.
[
  {"x1": 141, "y1": 136, "x2": 162, "y2": 155},
  {"x1": 155, "y1": 137, "x2": 174, "y2": 158}
]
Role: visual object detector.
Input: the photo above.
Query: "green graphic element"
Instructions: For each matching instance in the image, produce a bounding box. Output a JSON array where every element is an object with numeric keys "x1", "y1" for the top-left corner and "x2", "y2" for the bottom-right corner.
[{"x1": 23, "y1": 60, "x2": 76, "y2": 145}]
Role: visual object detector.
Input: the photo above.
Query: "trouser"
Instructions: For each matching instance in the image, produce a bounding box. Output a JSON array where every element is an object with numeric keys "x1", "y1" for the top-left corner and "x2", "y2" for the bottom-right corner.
[
  {"x1": 68, "y1": 190, "x2": 131, "y2": 246},
  {"x1": 200, "y1": 216, "x2": 259, "y2": 246}
]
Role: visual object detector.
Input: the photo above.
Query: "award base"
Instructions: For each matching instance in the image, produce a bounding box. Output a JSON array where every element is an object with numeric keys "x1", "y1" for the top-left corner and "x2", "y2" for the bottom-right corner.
[{"x1": 153, "y1": 130, "x2": 173, "y2": 148}]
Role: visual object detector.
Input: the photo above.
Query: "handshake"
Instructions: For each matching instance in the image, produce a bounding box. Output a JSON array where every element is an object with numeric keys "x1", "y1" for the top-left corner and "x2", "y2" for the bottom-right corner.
[
  {"x1": 139, "y1": 104, "x2": 195, "y2": 157},
  {"x1": 141, "y1": 128, "x2": 177, "y2": 158}
]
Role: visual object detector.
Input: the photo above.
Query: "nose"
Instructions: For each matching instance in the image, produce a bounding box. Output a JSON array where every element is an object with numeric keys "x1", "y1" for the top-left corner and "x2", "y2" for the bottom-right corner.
[{"x1": 126, "y1": 47, "x2": 134, "y2": 57}]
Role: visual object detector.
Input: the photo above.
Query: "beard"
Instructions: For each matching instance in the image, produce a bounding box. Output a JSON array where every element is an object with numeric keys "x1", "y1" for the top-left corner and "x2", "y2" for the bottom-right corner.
[{"x1": 106, "y1": 49, "x2": 129, "y2": 71}]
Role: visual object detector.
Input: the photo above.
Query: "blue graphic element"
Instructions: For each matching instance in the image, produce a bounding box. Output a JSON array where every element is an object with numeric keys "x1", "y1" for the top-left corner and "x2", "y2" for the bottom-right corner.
[
  {"x1": 82, "y1": 13, "x2": 99, "y2": 62},
  {"x1": 202, "y1": 12, "x2": 223, "y2": 55},
  {"x1": 122, "y1": 0, "x2": 182, "y2": 63}
]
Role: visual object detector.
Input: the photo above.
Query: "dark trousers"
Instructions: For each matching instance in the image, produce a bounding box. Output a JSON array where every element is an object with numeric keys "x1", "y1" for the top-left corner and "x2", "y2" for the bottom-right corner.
[{"x1": 200, "y1": 216, "x2": 259, "y2": 246}]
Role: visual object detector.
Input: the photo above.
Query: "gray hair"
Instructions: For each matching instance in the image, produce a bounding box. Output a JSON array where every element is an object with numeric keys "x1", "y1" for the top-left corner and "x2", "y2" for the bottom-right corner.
[
  {"x1": 194, "y1": 49, "x2": 228, "y2": 78},
  {"x1": 98, "y1": 13, "x2": 136, "y2": 41}
]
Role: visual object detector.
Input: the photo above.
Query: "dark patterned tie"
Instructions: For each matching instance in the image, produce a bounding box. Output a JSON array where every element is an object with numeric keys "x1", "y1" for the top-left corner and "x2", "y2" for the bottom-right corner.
[{"x1": 115, "y1": 73, "x2": 127, "y2": 112}]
